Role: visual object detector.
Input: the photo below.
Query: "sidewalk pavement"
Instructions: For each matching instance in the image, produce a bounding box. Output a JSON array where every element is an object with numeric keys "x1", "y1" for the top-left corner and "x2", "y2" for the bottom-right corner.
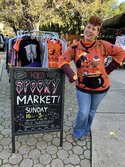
[
  {"x1": 0, "y1": 52, "x2": 91, "y2": 167},
  {"x1": 0, "y1": 51, "x2": 125, "y2": 167},
  {"x1": 92, "y1": 69, "x2": 125, "y2": 167},
  {"x1": 0, "y1": 62, "x2": 3, "y2": 80},
  {"x1": 0, "y1": 52, "x2": 4, "y2": 80},
  {"x1": 70, "y1": 61, "x2": 125, "y2": 167}
]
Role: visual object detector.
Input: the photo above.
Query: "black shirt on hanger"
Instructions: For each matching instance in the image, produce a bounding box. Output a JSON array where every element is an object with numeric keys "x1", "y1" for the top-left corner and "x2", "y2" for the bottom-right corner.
[{"x1": 18, "y1": 37, "x2": 41, "y2": 67}]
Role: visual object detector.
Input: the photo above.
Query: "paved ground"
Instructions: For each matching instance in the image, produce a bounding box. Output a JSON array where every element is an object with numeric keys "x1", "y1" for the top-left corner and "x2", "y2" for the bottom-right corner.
[
  {"x1": 1, "y1": 51, "x2": 125, "y2": 167},
  {"x1": 0, "y1": 52, "x2": 4, "y2": 80},
  {"x1": 0, "y1": 52, "x2": 91, "y2": 167},
  {"x1": 92, "y1": 69, "x2": 125, "y2": 167}
]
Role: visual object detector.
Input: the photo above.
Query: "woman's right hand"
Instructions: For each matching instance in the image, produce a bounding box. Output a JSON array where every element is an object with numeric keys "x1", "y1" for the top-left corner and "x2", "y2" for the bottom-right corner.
[{"x1": 73, "y1": 74, "x2": 78, "y2": 80}]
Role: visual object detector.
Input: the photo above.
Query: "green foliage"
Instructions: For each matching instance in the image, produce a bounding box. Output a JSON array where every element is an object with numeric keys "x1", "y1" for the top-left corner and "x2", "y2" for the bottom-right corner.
[
  {"x1": 113, "y1": 2, "x2": 125, "y2": 15},
  {"x1": 0, "y1": 0, "x2": 124, "y2": 34}
]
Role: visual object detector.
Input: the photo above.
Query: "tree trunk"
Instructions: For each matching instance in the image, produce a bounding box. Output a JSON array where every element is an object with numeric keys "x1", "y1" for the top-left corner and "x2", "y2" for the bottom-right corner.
[
  {"x1": 33, "y1": 21, "x2": 40, "y2": 30},
  {"x1": 11, "y1": 26, "x2": 17, "y2": 35}
]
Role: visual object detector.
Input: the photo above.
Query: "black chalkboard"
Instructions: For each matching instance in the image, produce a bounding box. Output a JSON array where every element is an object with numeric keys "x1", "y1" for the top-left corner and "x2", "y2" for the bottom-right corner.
[{"x1": 10, "y1": 67, "x2": 65, "y2": 152}]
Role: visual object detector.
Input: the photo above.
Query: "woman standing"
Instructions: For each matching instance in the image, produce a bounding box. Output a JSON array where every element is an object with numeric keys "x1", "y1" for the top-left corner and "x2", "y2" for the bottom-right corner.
[{"x1": 58, "y1": 16, "x2": 125, "y2": 139}]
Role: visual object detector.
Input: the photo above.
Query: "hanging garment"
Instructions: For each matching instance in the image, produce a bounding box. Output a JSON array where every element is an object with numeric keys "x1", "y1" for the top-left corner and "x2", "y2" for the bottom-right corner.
[
  {"x1": 115, "y1": 35, "x2": 125, "y2": 50},
  {"x1": 47, "y1": 39, "x2": 62, "y2": 68},
  {"x1": 40, "y1": 37, "x2": 48, "y2": 68},
  {"x1": 17, "y1": 37, "x2": 41, "y2": 67}
]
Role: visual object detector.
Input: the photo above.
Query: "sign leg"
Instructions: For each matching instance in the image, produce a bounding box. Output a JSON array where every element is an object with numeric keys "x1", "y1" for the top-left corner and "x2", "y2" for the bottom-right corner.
[
  {"x1": 60, "y1": 130, "x2": 63, "y2": 147},
  {"x1": 12, "y1": 134, "x2": 15, "y2": 153}
]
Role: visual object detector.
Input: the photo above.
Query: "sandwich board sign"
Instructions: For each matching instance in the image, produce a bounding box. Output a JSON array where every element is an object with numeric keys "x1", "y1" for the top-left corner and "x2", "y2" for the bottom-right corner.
[{"x1": 10, "y1": 67, "x2": 65, "y2": 153}]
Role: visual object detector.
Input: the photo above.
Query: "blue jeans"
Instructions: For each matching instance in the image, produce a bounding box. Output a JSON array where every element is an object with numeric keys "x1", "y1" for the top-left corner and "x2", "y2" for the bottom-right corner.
[{"x1": 73, "y1": 89, "x2": 108, "y2": 139}]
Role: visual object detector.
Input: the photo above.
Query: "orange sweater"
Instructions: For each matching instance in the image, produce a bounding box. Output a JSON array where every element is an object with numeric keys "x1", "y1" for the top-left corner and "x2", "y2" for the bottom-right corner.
[
  {"x1": 47, "y1": 39, "x2": 62, "y2": 68},
  {"x1": 58, "y1": 40, "x2": 125, "y2": 93}
]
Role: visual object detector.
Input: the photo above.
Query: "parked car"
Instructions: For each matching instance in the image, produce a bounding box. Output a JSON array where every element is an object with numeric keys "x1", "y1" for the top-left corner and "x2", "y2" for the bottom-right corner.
[{"x1": 0, "y1": 33, "x2": 5, "y2": 51}]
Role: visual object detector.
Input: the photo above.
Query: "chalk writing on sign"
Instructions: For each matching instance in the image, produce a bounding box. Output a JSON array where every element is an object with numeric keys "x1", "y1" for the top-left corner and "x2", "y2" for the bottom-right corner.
[{"x1": 12, "y1": 69, "x2": 64, "y2": 134}]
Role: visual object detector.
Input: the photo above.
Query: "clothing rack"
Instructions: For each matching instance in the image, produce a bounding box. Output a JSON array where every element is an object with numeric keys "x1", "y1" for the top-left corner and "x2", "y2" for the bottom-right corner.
[
  {"x1": 16, "y1": 30, "x2": 59, "y2": 38},
  {"x1": 5, "y1": 30, "x2": 66, "y2": 71}
]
